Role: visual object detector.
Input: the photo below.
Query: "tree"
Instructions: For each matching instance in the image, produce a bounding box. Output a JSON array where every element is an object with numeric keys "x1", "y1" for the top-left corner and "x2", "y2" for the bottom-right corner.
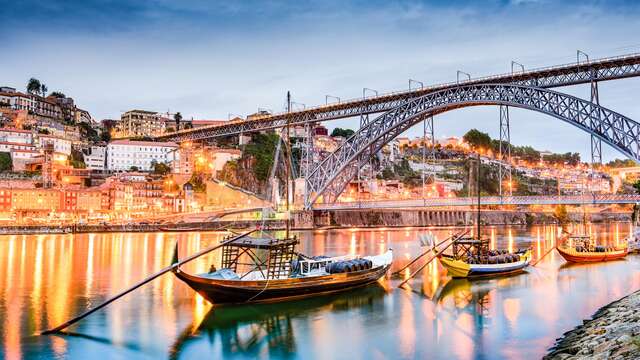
[
  {"x1": 153, "y1": 162, "x2": 172, "y2": 175},
  {"x1": 27, "y1": 78, "x2": 41, "y2": 95},
  {"x1": 463, "y1": 129, "x2": 492, "y2": 150},
  {"x1": 129, "y1": 166, "x2": 139, "y2": 172},
  {"x1": 330, "y1": 128, "x2": 355, "y2": 138},
  {"x1": 633, "y1": 180, "x2": 640, "y2": 194},
  {"x1": 50, "y1": 91, "x2": 66, "y2": 98},
  {"x1": 174, "y1": 112, "x2": 183, "y2": 131},
  {"x1": 100, "y1": 130, "x2": 111, "y2": 142},
  {"x1": 0, "y1": 152, "x2": 11, "y2": 172},
  {"x1": 553, "y1": 205, "x2": 569, "y2": 226},
  {"x1": 188, "y1": 173, "x2": 206, "y2": 192},
  {"x1": 40, "y1": 84, "x2": 48, "y2": 97}
]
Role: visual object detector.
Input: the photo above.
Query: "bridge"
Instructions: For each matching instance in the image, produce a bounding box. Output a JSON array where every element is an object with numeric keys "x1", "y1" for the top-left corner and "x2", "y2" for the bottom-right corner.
[
  {"x1": 313, "y1": 194, "x2": 640, "y2": 210},
  {"x1": 157, "y1": 52, "x2": 640, "y2": 142},
  {"x1": 155, "y1": 51, "x2": 640, "y2": 210}
]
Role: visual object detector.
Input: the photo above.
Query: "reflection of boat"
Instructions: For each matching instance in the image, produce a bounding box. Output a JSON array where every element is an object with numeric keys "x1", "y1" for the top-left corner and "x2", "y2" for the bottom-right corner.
[
  {"x1": 557, "y1": 234, "x2": 627, "y2": 263},
  {"x1": 168, "y1": 285, "x2": 386, "y2": 359},
  {"x1": 173, "y1": 235, "x2": 393, "y2": 305},
  {"x1": 437, "y1": 154, "x2": 531, "y2": 279}
]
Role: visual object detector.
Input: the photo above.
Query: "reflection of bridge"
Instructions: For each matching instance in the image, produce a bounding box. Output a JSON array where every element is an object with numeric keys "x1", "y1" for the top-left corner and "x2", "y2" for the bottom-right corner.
[
  {"x1": 156, "y1": 52, "x2": 640, "y2": 210},
  {"x1": 313, "y1": 194, "x2": 640, "y2": 210}
]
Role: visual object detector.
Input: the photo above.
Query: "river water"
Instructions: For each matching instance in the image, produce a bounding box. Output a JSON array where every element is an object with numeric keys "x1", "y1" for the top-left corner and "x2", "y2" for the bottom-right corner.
[{"x1": 0, "y1": 223, "x2": 638, "y2": 359}]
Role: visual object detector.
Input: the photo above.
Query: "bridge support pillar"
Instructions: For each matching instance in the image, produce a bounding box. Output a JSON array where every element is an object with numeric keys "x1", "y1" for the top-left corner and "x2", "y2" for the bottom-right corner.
[
  {"x1": 590, "y1": 71, "x2": 602, "y2": 193},
  {"x1": 499, "y1": 105, "x2": 512, "y2": 197}
]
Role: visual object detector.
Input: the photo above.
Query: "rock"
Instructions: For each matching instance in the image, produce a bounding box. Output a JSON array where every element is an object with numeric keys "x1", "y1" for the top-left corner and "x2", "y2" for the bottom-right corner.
[{"x1": 616, "y1": 334, "x2": 632, "y2": 345}]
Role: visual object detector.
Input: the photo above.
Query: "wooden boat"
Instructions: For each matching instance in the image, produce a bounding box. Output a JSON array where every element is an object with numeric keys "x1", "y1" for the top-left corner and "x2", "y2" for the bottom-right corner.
[
  {"x1": 438, "y1": 237, "x2": 531, "y2": 278},
  {"x1": 557, "y1": 234, "x2": 627, "y2": 263},
  {"x1": 436, "y1": 154, "x2": 531, "y2": 279},
  {"x1": 172, "y1": 235, "x2": 393, "y2": 305}
]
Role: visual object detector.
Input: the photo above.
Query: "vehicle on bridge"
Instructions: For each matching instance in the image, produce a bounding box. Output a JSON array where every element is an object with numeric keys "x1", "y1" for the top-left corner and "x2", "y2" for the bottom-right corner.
[{"x1": 172, "y1": 234, "x2": 393, "y2": 304}]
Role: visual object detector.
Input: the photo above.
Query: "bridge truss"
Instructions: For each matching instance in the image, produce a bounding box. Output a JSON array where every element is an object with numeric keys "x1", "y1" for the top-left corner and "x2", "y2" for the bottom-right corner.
[
  {"x1": 157, "y1": 53, "x2": 640, "y2": 142},
  {"x1": 304, "y1": 84, "x2": 640, "y2": 209}
]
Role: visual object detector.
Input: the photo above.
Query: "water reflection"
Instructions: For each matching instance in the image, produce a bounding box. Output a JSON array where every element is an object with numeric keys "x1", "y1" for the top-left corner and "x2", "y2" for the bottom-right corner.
[
  {"x1": 170, "y1": 285, "x2": 386, "y2": 360},
  {"x1": 0, "y1": 223, "x2": 639, "y2": 359}
]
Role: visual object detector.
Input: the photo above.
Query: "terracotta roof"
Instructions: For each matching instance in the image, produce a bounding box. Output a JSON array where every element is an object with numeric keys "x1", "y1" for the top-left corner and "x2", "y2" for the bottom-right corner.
[{"x1": 0, "y1": 128, "x2": 33, "y2": 134}]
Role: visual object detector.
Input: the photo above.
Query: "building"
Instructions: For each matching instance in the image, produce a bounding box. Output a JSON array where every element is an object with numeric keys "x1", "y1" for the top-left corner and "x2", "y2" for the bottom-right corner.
[
  {"x1": 116, "y1": 110, "x2": 165, "y2": 137},
  {"x1": 106, "y1": 140, "x2": 179, "y2": 171},
  {"x1": 37, "y1": 134, "x2": 72, "y2": 155},
  {"x1": 83, "y1": 145, "x2": 106, "y2": 170}
]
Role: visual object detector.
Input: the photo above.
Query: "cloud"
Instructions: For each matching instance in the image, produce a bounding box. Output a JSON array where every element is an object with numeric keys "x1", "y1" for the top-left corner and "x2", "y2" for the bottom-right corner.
[{"x1": 2, "y1": 0, "x2": 640, "y2": 161}]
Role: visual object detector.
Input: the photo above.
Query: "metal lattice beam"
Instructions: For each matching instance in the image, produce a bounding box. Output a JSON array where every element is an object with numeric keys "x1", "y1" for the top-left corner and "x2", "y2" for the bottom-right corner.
[
  {"x1": 498, "y1": 105, "x2": 512, "y2": 197},
  {"x1": 157, "y1": 53, "x2": 640, "y2": 142},
  {"x1": 303, "y1": 84, "x2": 640, "y2": 209}
]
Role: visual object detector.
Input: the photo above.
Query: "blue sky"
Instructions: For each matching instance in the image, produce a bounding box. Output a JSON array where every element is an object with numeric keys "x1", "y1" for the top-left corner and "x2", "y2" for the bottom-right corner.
[{"x1": 2, "y1": 0, "x2": 640, "y2": 161}]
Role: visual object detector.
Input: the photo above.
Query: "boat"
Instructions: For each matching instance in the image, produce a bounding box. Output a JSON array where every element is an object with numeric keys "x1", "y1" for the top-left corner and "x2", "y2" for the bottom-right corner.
[
  {"x1": 438, "y1": 237, "x2": 531, "y2": 278},
  {"x1": 172, "y1": 234, "x2": 393, "y2": 305},
  {"x1": 557, "y1": 234, "x2": 628, "y2": 263},
  {"x1": 173, "y1": 92, "x2": 393, "y2": 305},
  {"x1": 437, "y1": 153, "x2": 531, "y2": 278}
]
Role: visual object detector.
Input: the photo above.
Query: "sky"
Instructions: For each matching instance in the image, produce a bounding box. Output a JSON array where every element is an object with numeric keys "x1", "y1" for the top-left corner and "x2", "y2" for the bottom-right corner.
[{"x1": 2, "y1": 0, "x2": 640, "y2": 161}]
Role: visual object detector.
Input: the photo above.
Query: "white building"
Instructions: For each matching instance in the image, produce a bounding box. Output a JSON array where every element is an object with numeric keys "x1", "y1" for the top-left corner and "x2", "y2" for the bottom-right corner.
[
  {"x1": 84, "y1": 145, "x2": 106, "y2": 170},
  {"x1": 0, "y1": 128, "x2": 33, "y2": 145},
  {"x1": 37, "y1": 134, "x2": 71, "y2": 155},
  {"x1": 107, "y1": 140, "x2": 179, "y2": 171}
]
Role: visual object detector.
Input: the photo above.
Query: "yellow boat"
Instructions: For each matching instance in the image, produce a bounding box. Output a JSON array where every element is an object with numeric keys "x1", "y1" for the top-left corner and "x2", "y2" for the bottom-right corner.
[{"x1": 439, "y1": 250, "x2": 531, "y2": 278}]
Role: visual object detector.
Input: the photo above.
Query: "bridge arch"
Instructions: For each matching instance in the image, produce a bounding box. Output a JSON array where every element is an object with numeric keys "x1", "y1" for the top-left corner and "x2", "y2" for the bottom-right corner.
[{"x1": 304, "y1": 84, "x2": 640, "y2": 209}]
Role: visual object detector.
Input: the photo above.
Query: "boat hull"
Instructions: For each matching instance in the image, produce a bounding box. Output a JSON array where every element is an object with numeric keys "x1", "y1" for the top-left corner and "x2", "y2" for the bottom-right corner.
[
  {"x1": 173, "y1": 254, "x2": 392, "y2": 305},
  {"x1": 556, "y1": 246, "x2": 627, "y2": 263},
  {"x1": 439, "y1": 251, "x2": 531, "y2": 279}
]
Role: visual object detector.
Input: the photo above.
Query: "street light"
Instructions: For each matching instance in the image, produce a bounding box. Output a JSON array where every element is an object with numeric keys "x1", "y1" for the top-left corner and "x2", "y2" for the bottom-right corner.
[
  {"x1": 511, "y1": 61, "x2": 525, "y2": 74},
  {"x1": 325, "y1": 95, "x2": 340, "y2": 105},
  {"x1": 457, "y1": 70, "x2": 471, "y2": 84},
  {"x1": 577, "y1": 50, "x2": 589, "y2": 64},
  {"x1": 409, "y1": 79, "x2": 424, "y2": 90}
]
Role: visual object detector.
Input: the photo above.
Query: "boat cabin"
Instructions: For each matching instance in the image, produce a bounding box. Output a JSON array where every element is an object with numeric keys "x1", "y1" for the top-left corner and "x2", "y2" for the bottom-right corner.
[{"x1": 217, "y1": 235, "x2": 299, "y2": 280}]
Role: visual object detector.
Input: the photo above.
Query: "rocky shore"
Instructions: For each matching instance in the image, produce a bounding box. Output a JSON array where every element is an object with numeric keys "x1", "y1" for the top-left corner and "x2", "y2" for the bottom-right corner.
[{"x1": 545, "y1": 290, "x2": 640, "y2": 360}]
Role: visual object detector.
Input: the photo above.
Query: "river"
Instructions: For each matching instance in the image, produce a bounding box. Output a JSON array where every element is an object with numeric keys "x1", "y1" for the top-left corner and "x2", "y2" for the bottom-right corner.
[{"x1": 0, "y1": 223, "x2": 638, "y2": 359}]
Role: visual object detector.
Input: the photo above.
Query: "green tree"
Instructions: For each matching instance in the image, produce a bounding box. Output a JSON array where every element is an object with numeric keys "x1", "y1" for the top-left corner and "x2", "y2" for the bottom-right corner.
[
  {"x1": 50, "y1": 91, "x2": 66, "y2": 98},
  {"x1": 129, "y1": 166, "x2": 139, "y2": 172},
  {"x1": 330, "y1": 128, "x2": 355, "y2": 138},
  {"x1": 0, "y1": 152, "x2": 11, "y2": 172},
  {"x1": 40, "y1": 84, "x2": 48, "y2": 97},
  {"x1": 27, "y1": 78, "x2": 42, "y2": 95},
  {"x1": 188, "y1": 173, "x2": 206, "y2": 192},
  {"x1": 153, "y1": 161, "x2": 171, "y2": 175},
  {"x1": 607, "y1": 158, "x2": 637, "y2": 168},
  {"x1": 174, "y1": 112, "x2": 183, "y2": 131},
  {"x1": 244, "y1": 132, "x2": 280, "y2": 181},
  {"x1": 463, "y1": 129, "x2": 492, "y2": 150},
  {"x1": 100, "y1": 130, "x2": 111, "y2": 142}
]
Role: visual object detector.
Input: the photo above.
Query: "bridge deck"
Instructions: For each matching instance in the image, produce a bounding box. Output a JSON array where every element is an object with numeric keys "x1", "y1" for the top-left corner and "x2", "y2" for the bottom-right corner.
[
  {"x1": 312, "y1": 194, "x2": 640, "y2": 210},
  {"x1": 157, "y1": 52, "x2": 640, "y2": 142}
]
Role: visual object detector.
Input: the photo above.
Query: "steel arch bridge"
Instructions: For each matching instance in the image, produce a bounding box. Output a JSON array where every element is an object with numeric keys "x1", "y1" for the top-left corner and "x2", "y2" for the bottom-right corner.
[{"x1": 304, "y1": 83, "x2": 640, "y2": 209}]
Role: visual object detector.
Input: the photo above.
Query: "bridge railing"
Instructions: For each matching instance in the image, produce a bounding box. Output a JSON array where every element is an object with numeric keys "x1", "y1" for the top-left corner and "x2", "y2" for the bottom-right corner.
[
  {"x1": 160, "y1": 51, "x2": 640, "y2": 138},
  {"x1": 313, "y1": 194, "x2": 640, "y2": 210}
]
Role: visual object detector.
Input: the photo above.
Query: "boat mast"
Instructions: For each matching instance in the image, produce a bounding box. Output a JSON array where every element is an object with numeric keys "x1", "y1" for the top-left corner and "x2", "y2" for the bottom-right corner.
[
  {"x1": 476, "y1": 151, "x2": 481, "y2": 240},
  {"x1": 285, "y1": 91, "x2": 291, "y2": 238}
]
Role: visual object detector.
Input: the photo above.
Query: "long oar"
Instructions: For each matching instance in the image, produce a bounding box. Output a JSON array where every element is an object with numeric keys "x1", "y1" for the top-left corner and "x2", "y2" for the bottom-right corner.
[
  {"x1": 530, "y1": 245, "x2": 556, "y2": 267},
  {"x1": 392, "y1": 229, "x2": 469, "y2": 276},
  {"x1": 397, "y1": 232, "x2": 465, "y2": 288},
  {"x1": 40, "y1": 230, "x2": 256, "y2": 335}
]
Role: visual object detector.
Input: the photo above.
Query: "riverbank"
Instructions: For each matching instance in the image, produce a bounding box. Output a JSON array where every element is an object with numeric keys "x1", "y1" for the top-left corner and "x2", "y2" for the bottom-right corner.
[{"x1": 545, "y1": 290, "x2": 640, "y2": 359}]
